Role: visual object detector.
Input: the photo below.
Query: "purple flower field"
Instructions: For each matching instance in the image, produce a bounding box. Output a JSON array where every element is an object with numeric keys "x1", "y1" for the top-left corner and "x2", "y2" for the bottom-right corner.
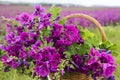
[
  {"x1": 0, "y1": 4, "x2": 120, "y2": 27},
  {"x1": 62, "y1": 9, "x2": 120, "y2": 27}
]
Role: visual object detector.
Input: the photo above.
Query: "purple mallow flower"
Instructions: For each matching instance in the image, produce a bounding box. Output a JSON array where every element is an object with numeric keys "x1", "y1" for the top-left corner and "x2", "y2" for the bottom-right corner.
[
  {"x1": 50, "y1": 53, "x2": 61, "y2": 72},
  {"x1": 53, "y1": 24, "x2": 84, "y2": 48},
  {"x1": 20, "y1": 32, "x2": 29, "y2": 40},
  {"x1": 18, "y1": 48, "x2": 28, "y2": 59},
  {"x1": 89, "y1": 47, "x2": 100, "y2": 57},
  {"x1": 87, "y1": 48, "x2": 101, "y2": 73},
  {"x1": 107, "y1": 76, "x2": 115, "y2": 80},
  {"x1": 20, "y1": 32, "x2": 38, "y2": 47},
  {"x1": 31, "y1": 40, "x2": 42, "y2": 50},
  {"x1": 18, "y1": 12, "x2": 31, "y2": 24},
  {"x1": 1, "y1": 55, "x2": 22, "y2": 69},
  {"x1": 72, "y1": 54, "x2": 82, "y2": 69},
  {"x1": 34, "y1": 61, "x2": 50, "y2": 78},
  {"x1": 16, "y1": 26, "x2": 24, "y2": 35},
  {"x1": 23, "y1": 59, "x2": 29, "y2": 69},
  {"x1": 52, "y1": 23, "x2": 63, "y2": 37},
  {"x1": 40, "y1": 13, "x2": 51, "y2": 27},
  {"x1": 33, "y1": 46, "x2": 61, "y2": 77},
  {"x1": 100, "y1": 52, "x2": 115, "y2": 64},
  {"x1": 87, "y1": 57, "x2": 98, "y2": 66},
  {"x1": 4, "y1": 32, "x2": 21, "y2": 45},
  {"x1": 1, "y1": 55, "x2": 10, "y2": 65},
  {"x1": 102, "y1": 63, "x2": 116, "y2": 78},
  {"x1": 86, "y1": 48, "x2": 116, "y2": 78},
  {"x1": 33, "y1": 5, "x2": 45, "y2": 17},
  {"x1": 64, "y1": 25, "x2": 84, "y2": 44}
]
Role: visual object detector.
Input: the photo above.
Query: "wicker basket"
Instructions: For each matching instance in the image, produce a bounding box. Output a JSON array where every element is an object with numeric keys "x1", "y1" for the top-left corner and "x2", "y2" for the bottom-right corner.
[
  {"x1": 59, "y1": 14, "x2": 107, "y2": 80},
  {"x1": 60, "y1": 72, "x2": 93, "y2": 80},
  {"x1": 41, "y1": 14, "x2": 107, "y2": 80},
  {"x1": 60, "y1": 14, "x2": 106, "y2": 80}
]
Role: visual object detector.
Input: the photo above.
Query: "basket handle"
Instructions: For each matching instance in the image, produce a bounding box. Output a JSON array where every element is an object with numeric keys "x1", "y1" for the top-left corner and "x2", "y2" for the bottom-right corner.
[{"x1": 62, "y1": 14, "x2": 107, "y2": 42}]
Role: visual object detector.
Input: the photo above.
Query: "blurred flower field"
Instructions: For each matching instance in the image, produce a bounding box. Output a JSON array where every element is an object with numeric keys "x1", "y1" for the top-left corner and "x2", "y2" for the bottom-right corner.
[{"x1": 0, "y1": 4, "x2": 120, "y2": 27}]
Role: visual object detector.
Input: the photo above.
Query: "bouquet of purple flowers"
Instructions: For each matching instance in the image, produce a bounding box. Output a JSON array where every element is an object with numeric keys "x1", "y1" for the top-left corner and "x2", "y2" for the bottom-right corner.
[{"x1": 0, "y1": 5, "x2": 118, "y2": 80}]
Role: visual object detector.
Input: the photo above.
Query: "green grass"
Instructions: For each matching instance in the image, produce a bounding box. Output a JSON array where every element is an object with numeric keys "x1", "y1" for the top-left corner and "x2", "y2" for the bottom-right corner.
[
  {"x1": 103, "y1": 26, "x2": 120, "y2": 80},
  {"x1": 0, "y1": 25, "x2": 120, "y2": 80}
]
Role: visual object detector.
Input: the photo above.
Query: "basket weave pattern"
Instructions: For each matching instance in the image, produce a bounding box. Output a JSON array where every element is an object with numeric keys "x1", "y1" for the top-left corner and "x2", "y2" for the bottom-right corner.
[{"x1": 61, "y1": 72, "x2": 93, "y2": 80}]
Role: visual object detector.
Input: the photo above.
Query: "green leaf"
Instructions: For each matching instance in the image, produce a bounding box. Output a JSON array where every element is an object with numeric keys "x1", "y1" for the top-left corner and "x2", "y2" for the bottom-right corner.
[
  {"x1": 64, "y1": 51, "x2": 71, "y2": 59},
  {"x1": 11, "y1": 20, "x2": 19, "y2": 27},
  {"x1": 77, "y1": 26, "x2": 84, "y2": 32},
  {"x1": 99, "y1": 40, "x2": 119, "y2": 57},
  {"x1": 108, "y1": 44, "x2": 119, "y2": 57},
  {"x1": 58, "y1": 59, "x2": 66, "y2": 70},
  {"x1": 40, "y1": 26, "x2": 52, "y2": 37},
  {"x1": 81, "y1": 29, "x2": 94, "y2": 40},
  {"x1": 67, "y1": 43, "x2": 91, "y2": 55},
  {"x1": 16, "y1": 67, "x2": 23, "y2": 74},
  {"x1": 85, "y1": 35, "x2": 100, "y2": 47},
  {"x1": 111, "y1": 51, "x2": 119, "y2": 57},
  {"x1": 77, "y1": 43, "x2": 91, "y2": 55},
  {"x1": 59, "y1": 18, "x2": 66, "y2": 25},
  {"x1": 109, "y1": 44, "x2": 118, "y2": 51},
  {"x1": 68, "y1": 44, "x2": 77, "y2": 54},
  {"x1": 47, "y1": 42, "x2": 54, "y2": 47},
  {"x1": 49, "y1": 5, "x2": 61, "y2": 21},
  {"x1": 0, "y1": 50, "x2": 6, "y2": 57},
  {"x1": 99, "y1": 40, "x2": 114, "y2": 49},
  {"x1": 69, "y1": 64, "x2": 75, "y2": 69}
]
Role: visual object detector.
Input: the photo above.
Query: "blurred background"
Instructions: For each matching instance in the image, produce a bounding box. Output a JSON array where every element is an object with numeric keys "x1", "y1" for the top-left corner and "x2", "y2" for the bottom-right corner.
[
  {"x1": 0, "y1": 0, "x2": 120, "y2": 27},
  {"x1": 0, "y1": 0, "x2": 120, "y2": 80}
]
